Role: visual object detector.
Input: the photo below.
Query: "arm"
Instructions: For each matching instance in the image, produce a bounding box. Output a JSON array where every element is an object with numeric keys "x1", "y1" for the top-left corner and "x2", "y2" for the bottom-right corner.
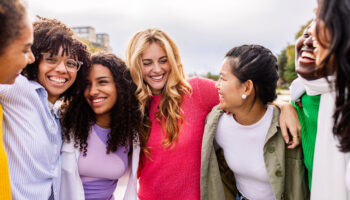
[{"x1": 272, "y1": 99, "x2": 301, "y2": 149}]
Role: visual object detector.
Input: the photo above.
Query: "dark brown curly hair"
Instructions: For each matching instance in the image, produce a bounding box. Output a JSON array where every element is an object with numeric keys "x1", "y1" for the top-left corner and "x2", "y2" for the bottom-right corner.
[
  {"x1": 61, "y1": 52, "x2": 141, "y2": 155},
  {"x1": 21, "y1": 16, "x2": 91, "y2": 102},
  {"x1": 0, "y1": 0, "x2": 26, "y2": 55}
]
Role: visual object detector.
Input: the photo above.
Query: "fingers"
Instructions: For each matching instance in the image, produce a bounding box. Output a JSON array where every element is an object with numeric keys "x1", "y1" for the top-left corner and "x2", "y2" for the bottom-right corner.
[
  {"x1": 287, "y1": 127, "x2": 302, "y2": 149},
  {"x1": 280, "y1": 122, "x2": 290, "y2": 144}
]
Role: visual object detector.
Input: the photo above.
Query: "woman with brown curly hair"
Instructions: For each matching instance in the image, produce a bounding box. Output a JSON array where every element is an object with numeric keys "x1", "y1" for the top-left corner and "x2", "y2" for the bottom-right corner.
[
  {"x1": 0, "y1": 0, "x2": 34, "y2": 198},
  {"x1": 0, "y1": 17, "x2": 90, "y2": 199},
  {"x1": 60, "y1": 52, "x2": 141, "y2": 200}
]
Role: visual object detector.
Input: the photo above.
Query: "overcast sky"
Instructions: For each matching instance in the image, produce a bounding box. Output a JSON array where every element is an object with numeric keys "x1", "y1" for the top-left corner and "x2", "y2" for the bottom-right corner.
[{"x1": 26, "y1": 0, "x2": 317, "y2": 75}]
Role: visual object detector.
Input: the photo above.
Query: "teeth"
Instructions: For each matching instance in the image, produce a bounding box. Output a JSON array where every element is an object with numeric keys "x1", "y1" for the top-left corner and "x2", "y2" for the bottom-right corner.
[
  {"x1": 92, "y1": 98, "x2": 105, "y2": 103},
  {"x1": 151, "y1": 75, "x2": 163, "y2": 80},
  {"x1": 301, "y1": 52, "x2": 316, "y2": 59},
  {"x1": 49, "y1": 77, "x2": 66, "y2": 83}
]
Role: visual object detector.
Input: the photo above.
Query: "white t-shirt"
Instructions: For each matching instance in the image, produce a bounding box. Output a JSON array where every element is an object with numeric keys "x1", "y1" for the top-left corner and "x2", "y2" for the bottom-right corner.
[{"x1": 215, "y1": 105, "x2": 275, "y2": 200}]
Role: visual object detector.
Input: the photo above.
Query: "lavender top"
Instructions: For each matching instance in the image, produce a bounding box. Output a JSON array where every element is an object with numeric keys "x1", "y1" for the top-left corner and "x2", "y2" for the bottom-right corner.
[{"x1": 78, "y1": 124, "x2": 128, "y2": 200}]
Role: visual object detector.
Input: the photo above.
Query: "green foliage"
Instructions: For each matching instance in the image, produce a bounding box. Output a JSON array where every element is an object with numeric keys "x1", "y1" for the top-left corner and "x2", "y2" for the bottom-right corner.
[
  {"x1": 277, "y1": 19, "x2": 312, "y2": 87},
  {"x1": 203, "y1": 72, "x2": 219, "y2": 81},
  {"x1": 81, "y1": 39, "x2": 104, "y2": 53},
  {"x1": 277, "y1": 49, "x2": 287, "y2": 84},
  {"x1": 295, "y1": 19, "x2": 313, "y2": 40},
  {"x1": 283, "y1": 45, "x2": 297, "y2": 83}
]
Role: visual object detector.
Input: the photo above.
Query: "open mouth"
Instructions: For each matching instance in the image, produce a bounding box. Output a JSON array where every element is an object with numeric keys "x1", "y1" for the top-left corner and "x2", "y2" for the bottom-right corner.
[
  {"x1": 150, "y1": 74, "x2": 165, "y2": 81},
  {"x1": 90, "y1": 97, "x2": 107, "y2": 106},
  {"x1": 301, "y1": 51, "x2": 316, "y2": 60},
  {"x1": 48, "y1": 76, "x2": 68, "y2": 85},
  {"x1": 299, "y1": 50, "x2": 316, "y2": 64}
]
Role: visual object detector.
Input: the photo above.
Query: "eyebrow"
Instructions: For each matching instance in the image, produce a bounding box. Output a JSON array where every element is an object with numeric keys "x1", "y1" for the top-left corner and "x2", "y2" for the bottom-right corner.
[
  {"x1": 25, "y1": 43, "x2": 32, "y2": 48},
  {"x1": 96, "y1": 76, "x2": 111, "y2": 80},
  {"x1": 142, "y1": 56, "x2": 168, "y2": 61}
]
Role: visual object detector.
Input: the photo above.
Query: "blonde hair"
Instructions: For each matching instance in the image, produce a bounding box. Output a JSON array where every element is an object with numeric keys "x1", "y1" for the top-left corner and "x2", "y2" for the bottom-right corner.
[{"x1": 125, "y1": 28, "x2": 192, "y2": 155}]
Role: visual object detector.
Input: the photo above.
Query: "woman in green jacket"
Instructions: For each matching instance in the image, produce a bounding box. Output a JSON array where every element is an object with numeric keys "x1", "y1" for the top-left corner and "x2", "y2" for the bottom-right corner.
[{"x1": 201, "y1": 45, "x2": 309, "y2": 200}]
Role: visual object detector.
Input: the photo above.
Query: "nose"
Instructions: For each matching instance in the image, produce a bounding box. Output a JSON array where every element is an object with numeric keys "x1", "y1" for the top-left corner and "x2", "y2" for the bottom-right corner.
[
  {"x1": 215, "y1": 80, "x2": 220, "y2": 89},
  {"x1": 55, "y1": 60, "x2": 67, "y2": 73},
  {"x1": 153, "y1": 63, "x2": 162, "y2": 73},
  {"x1": 28, "y1": 51, "x2": 35, "y2": 64},
  {"x1": 304, "y1": 35, "x2": 313, "y2": 47},
  {"x1": 89, "y1": 83, "x2": 99, "y2": 97}
]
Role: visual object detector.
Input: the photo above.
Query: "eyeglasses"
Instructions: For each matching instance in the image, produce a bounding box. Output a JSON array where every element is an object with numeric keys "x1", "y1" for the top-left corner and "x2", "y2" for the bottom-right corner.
[{"x1": 41, "y1": 53, "x2": 83, "y2": 72}]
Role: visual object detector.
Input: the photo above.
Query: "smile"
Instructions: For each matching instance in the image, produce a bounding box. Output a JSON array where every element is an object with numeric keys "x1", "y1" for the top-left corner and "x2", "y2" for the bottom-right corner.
[
  {"x1": 150, "y1": 74, "x2": 165, "y2": 81},
  {"x1": 92, "y1": 97, "x2": 106, "y2": 103},
  {"x1": 301, "y1": 51, "x2": 316, "y2": 60},
  {"x1": 48, "y1": 76, "x2": 67, "y2": 84}
]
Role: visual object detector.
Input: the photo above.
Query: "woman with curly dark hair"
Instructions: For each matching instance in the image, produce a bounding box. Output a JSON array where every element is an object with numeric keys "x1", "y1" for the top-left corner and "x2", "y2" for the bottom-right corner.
[
  {"x1": 60, "y1": 52, "x2": 141, "y2": 200},
  {"x1": 0, "y1": 17, "x2": 90, "y2": 200},
  {"x1": 0, "y1": 0, "x2": 34, "y2": 198}
]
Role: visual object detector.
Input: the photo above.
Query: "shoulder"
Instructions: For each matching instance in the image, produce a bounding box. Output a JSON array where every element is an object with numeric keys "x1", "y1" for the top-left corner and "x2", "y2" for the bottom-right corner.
[
  {"x1": 205, "y1": 105, "x2": 224, "y2": 130},
  {"x1": 187, "y1": 77, "x2": 218, "y2": 102},
  {"x1": 0, "y1": 75, "x2": 34, "y2": 101},
  {"x1": 188, "y1": 77, "x2": 216, "y2": 89}
]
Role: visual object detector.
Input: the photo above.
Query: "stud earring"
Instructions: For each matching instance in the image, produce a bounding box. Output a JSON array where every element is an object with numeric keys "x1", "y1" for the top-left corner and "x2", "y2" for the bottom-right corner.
[{"x1": 241, "y1": 94, "x2": 247, "y2": 99}]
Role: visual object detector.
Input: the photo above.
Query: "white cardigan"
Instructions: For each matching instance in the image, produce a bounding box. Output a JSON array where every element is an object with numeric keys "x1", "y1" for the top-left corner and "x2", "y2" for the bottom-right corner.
[{"x1": 59, "y1": 139, "x2": 140, "y2": 200}]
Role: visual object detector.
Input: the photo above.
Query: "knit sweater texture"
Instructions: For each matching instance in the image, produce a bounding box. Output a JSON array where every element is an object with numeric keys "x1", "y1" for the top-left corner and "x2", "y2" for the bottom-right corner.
[
  {"x1": 138, "y1": 77, "x2": 219, "y2": 200},
  {"x1": 291, "y1": 93, "x2": 320, "y2": 189}
]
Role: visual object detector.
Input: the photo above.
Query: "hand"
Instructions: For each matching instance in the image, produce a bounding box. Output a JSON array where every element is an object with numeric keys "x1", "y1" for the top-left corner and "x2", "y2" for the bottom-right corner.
[{"x1": 278, "y1": 102, "x2": 301, "y2": 149}]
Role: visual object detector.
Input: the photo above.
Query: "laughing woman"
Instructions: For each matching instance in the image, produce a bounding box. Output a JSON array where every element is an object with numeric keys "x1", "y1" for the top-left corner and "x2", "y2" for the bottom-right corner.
[
  {"x1": 201, "y1": 45, "x2": 308, "y2": 200},
  {"x1": 60, "y1": 53, "x2": 141, "y2": 200},
  {"x1": 308, "y1": 0, "x2": 350, "y2": 197}
]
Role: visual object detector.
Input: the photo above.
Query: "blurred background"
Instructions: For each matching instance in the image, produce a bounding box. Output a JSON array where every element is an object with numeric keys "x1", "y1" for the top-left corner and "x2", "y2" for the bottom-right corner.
[{"x1": 26, "y1": 0, "x2": 316, "y2": 92}]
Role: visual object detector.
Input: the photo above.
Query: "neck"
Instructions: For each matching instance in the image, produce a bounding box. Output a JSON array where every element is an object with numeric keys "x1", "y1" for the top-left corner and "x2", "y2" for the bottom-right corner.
[
  {"x1": 96, "y1": 113, "x2": 111, "y2": 128},
  {"x1": 48, "y1": 95, "x2": 58, "y2": 104},
  {"x1": 231, "y1": 99, "x2": 267, "y2": 126}
]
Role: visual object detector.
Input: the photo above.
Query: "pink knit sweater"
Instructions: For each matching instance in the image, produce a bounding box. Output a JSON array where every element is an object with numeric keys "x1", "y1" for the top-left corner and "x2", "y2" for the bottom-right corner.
[{"x1": 138, "y1": 77, "x2": 219, "y2": 200}]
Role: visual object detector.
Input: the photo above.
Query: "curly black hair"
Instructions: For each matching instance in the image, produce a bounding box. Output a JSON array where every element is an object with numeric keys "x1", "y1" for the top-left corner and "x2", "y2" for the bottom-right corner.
[
  {"x1": 315, "y1": 0, "x2": 350, "y2": 152},
  {"x1": 61, "y1": 52, "x2": 141, "y2": 155},
  {"x1": 21, "y1": 16, "x2": 91, "y2": 102},
  {"x1": 0, "y1": 0, "x2": 26, "y2": 55}
]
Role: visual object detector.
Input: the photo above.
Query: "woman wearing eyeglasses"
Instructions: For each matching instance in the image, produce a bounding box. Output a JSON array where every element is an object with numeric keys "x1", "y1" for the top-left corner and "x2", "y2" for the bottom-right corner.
[{"x1": 0, "y1": 17, "x2": 90, "y2": 200}]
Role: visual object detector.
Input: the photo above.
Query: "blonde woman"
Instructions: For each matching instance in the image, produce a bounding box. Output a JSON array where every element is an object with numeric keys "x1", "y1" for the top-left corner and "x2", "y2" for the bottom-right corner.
[{"x1": 125, "y1": 28, "x2": 301, "y2": 199}]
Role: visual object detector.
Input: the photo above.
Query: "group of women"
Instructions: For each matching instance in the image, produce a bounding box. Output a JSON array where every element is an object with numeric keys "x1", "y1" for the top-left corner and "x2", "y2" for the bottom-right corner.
[{"x1": 0, "y1": 0, "x2": 350, "y2": 199}]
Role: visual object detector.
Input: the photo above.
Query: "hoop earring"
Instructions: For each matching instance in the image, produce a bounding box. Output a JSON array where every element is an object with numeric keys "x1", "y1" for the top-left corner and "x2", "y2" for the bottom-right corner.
[{"x1": 241, "y1": 94, "x2": 247, "y2": 99}]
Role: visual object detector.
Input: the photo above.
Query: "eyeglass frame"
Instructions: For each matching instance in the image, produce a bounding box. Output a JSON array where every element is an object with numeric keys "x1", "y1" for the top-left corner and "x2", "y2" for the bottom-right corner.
[{"x1": 40, "y1": 52, "x2": 83, "y2": 72}]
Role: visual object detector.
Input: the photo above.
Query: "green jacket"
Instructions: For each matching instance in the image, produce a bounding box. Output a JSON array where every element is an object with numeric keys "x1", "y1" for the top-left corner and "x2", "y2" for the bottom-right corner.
[{"x1": 200, "y1": 105, "x2": 309, "y2": 200}]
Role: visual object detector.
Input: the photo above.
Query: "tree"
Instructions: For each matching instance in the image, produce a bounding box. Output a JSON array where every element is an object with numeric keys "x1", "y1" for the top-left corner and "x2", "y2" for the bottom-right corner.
[
  {"x1": 277, "y1": 19, "x2": 312, "y2": 87},
  {"x1": 295, "y1": 19, "x2": 313, "y2": 40},
  {"x1": 277, "y1": 49, "x2": 287, "y2": 85},
  {"x1": 283, "y1": 44, "x2": 297, "y2": 83},
  {"x1": 204, "y1": 72, "x2": 219, "y2": 81}
]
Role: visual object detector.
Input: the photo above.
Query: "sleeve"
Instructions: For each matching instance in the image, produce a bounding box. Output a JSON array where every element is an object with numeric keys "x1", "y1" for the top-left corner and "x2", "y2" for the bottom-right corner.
[
  {"x1": 192, "y1": 77, "x2": 219, "y2": 113},
  {"x1": 0, "y1": 75, "x2": 25, "y2": 100},
  {"x1": 0, "y1": 84, "x2": 11, "y2": 100}
]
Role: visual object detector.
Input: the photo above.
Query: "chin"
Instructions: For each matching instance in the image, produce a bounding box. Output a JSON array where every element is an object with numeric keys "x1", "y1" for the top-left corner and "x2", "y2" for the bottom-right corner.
[{"x1": 219, "y1": 103, "x2": 226, "y2": 111}]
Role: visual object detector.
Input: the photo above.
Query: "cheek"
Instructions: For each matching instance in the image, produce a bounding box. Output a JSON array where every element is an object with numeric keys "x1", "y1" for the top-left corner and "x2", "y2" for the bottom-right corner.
[
  {"x1": 68, "y1": 71, "x2": 78, "y2": 83},
  {"x1": 164, "y1": 63, "x2": 171, "y2": 73},
  {"x1": 83, "y1": 89, "x2": 89, "y2": 101},
  {"x1": 37, "y1": 62, "x2": 47, "y2": 82}
]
